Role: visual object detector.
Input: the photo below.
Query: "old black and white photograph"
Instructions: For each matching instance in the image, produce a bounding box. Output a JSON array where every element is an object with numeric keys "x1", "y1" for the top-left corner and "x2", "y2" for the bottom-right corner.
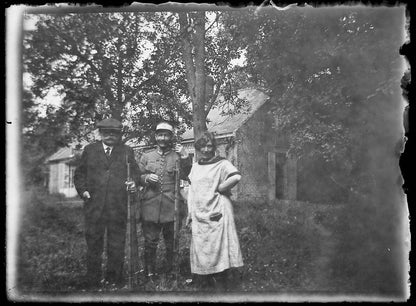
[{"x1": 6, "y1": 1, "x2": 410, "y2": 302}]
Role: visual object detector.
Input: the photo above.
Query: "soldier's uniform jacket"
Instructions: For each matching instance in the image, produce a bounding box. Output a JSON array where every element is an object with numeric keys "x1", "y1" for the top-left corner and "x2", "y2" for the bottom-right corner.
[{"x1": 139, "y1": 147, "x2": 192, "y2": 223}]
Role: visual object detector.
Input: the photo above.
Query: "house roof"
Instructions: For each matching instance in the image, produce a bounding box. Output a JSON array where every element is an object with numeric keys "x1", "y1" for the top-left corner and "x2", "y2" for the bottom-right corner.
[
  {"x1": 181, "y1": 88, "x2": 269, "y2": 141},
  {"x1": 46, "y1": 147, "x2": 75, "y2": 162}
]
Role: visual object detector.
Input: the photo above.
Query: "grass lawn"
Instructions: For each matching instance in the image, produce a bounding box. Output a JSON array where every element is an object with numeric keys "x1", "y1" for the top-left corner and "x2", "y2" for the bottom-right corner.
[{"x1": 9, "y1": 187, "x2": 408, "y2": 302}]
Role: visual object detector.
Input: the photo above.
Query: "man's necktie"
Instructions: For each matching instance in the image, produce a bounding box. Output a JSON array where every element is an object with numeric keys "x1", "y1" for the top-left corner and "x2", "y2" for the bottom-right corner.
[{"x1": 105, "y1": 147, "x2": 111, "y2": 158}]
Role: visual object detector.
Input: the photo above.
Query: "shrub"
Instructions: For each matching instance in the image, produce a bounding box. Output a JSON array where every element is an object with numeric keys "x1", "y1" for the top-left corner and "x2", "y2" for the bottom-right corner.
[
  {"x1": 15, "y1": 186, "x2": 86, "y2": 293},
  {"x1": 234, "y1": 200, "x2": 322, "y2": 291}
]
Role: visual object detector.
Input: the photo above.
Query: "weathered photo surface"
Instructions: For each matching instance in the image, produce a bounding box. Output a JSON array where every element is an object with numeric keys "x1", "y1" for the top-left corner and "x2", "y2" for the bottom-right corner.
[{"x1": 6, "y1": 2, "x2": 410, "y2": 303}]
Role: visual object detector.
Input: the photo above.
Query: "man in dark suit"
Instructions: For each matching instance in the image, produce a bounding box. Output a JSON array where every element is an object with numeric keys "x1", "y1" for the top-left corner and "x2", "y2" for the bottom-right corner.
[{"x1": 74, "y1": 118, "x2": 140, "y2": 289}]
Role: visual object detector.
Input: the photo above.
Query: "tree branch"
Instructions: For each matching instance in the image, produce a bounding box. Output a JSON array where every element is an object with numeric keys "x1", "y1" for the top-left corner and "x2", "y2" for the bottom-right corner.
[
  {"x1": 116, "y1": 42, "x2": 124, "y2": 103},
  {"x1": 123, "y1": 74, "x2": 159, "y2": 106},
  {"x1": 54, "y1": 21, "x2": 117, "y2": 109},
  {"x1": 206, "y1": 12, "x2": 221, "y2": 33},
  {"x1": 205, "y1": 80, "x2": 221, "y2": 117}
]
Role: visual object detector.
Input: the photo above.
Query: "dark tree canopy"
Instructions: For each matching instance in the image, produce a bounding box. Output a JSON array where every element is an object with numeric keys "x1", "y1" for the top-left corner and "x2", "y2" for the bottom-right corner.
[{"x1": 224, "y1": 6, "x2": 406, "y2": 196}]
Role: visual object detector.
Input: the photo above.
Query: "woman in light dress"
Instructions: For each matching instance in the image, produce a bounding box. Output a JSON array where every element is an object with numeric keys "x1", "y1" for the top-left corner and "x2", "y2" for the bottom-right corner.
[{"x1": 186, "y1": 131, "x2": 243, "y2": 291}]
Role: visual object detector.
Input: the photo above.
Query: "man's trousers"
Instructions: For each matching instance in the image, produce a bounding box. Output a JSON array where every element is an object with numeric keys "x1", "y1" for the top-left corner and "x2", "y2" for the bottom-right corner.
[
  {"x1": 84, "y1": 210, "x2": 126, "y2": 285},
  {"x1": 141, "y1": 221, "x2": 174, "y2": 275}
]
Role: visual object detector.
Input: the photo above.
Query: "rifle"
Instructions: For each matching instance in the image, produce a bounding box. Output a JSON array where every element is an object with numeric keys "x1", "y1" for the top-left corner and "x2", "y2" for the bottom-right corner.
[
  {"x1": 126, "y1": 154, "x2": 139, "y2": 290},
  {"x1": 173, "y1": 150, "x2": 181, "y2": 277}
]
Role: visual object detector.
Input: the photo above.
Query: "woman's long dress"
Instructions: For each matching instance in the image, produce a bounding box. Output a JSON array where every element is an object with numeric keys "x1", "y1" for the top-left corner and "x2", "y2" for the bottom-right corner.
[{"x1": 187, "y1": 157, "x2": 244, "y2": 275}]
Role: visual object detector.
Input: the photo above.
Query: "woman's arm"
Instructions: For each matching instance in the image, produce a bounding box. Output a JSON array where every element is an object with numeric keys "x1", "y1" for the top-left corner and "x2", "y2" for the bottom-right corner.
[
  {"x1": 217, "y1": 174, "x2": 241, "y2": 194},
  {"x1": 186, "y1": 182, "x2": 193, "y2": 227}
]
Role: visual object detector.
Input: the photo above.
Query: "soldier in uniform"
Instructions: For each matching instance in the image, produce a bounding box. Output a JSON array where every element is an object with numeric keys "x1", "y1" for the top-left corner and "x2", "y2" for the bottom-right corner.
[
  {"x1": 74, "y1": 118, "x2": 140, "y2": 289},
  {"x1": 138, "y1": 121, "x2": 192, "y2": 277}
]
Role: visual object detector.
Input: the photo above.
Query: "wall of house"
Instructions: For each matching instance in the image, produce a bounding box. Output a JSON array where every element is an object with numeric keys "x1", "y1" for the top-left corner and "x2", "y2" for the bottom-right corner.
[
  {"x1": 232, "y1": 103, "x2": 297, "y2": 202},
  {"x1": 48, "y1": 161, "x2": 77, "y2": 197},
  {"x1": 49, "y1": 162, "x2": 60, "y2": 194},
  {"x1": 233, "y1": 103, "x2": 279, "y2": 202}
]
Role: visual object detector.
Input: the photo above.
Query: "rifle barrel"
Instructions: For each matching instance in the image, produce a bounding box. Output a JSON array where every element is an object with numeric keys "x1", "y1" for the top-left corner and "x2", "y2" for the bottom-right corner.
[
  {"x1": 125, "y1": 154, "x2": 137, "y2": 290},
  {"x1": 173, "y1": 157, "x2": 181, "y2": 275}
]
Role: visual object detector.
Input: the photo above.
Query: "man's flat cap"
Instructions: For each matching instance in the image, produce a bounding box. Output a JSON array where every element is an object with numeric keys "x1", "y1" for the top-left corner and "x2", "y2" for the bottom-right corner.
[{"x1": 96, "y1": 118, "x2": 123, "y2": 130}]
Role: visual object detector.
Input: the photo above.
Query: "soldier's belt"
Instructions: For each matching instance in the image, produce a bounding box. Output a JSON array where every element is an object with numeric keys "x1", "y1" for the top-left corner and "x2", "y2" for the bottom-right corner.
[{"x1": 149, "y1": 183, "x2": 175, "y2": 193}]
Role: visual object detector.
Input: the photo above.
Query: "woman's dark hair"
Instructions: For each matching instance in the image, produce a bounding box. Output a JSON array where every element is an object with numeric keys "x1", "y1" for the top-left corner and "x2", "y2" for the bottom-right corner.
[{"x1": 194, "y1": 131, "x2": 217, "y2": 151}]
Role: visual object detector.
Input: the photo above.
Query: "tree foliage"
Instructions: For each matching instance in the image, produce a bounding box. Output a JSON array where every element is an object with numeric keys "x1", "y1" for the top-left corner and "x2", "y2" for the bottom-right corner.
[
  {"x1": 172, "y1": 11, "x2": 248, "y2": 139},
  {"x1": 24, "y1": 10, "x2": 248, "y2": 144},
  {"x1": 23, "y1": 12, "x2": 191, "y2": 144},
  {"x1": 21, "y1": 89, "x2": 71, "y2": 185},
  {"x1": 22, "y1": 9, "x2": 251, "y2": 185},
  {"x1": 224, "y1": 6, "x2": 405, "y2": 195}
]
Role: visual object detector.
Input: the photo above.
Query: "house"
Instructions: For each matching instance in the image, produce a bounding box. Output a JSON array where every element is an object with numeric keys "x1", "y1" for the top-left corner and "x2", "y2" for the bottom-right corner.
[
  {"x1": 179, "y1": 88, "x2": 298, "y2": 203},
  {"x1": 45, "y1": 147, "x2": 79, "y2": 197}
]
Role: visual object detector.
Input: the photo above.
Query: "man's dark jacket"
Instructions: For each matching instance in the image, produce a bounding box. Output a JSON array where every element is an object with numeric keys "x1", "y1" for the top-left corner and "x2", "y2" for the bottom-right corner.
[{"x1": 74, "y1": 141, "x2": 140, "y2": 222}]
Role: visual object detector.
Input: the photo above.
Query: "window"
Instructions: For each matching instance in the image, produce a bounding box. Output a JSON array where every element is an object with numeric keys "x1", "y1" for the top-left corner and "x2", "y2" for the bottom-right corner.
[
  {"x1": 69, "y1": 166, "x2": 75, "y2": 188},
  {"x1": 64, "y1": 164, "x2": 76, "y2": 188},
  {"x1": 275, "y1": 153, "x2": 287, "y2": 199}
]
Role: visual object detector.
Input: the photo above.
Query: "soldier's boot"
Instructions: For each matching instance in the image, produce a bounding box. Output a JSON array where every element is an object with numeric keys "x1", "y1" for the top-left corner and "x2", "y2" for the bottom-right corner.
[
  {"x1": 164, "y1": 243, "x2": 174, "y2": 274},
  {"x1": 144, "y1": 247, "x2": 157, "y2": 278}
]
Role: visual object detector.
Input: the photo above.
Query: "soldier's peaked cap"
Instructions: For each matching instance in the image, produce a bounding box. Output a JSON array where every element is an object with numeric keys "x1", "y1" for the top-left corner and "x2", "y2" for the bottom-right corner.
[
  {"x1": 96, "y1": 118, "x2": 123, "y2": 130},
  {"x1": 156, "y1": 122, "x2": 174, "y2": 132}
]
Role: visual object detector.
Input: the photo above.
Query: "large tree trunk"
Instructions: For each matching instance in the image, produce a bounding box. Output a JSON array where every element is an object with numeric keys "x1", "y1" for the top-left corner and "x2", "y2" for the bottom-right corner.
[
  {"x1": 192, "y1": 12, "x2": 207, "y2": 139},
  {"x1": 179, "y1": 11, "x2": 207, "y2": 141}
]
